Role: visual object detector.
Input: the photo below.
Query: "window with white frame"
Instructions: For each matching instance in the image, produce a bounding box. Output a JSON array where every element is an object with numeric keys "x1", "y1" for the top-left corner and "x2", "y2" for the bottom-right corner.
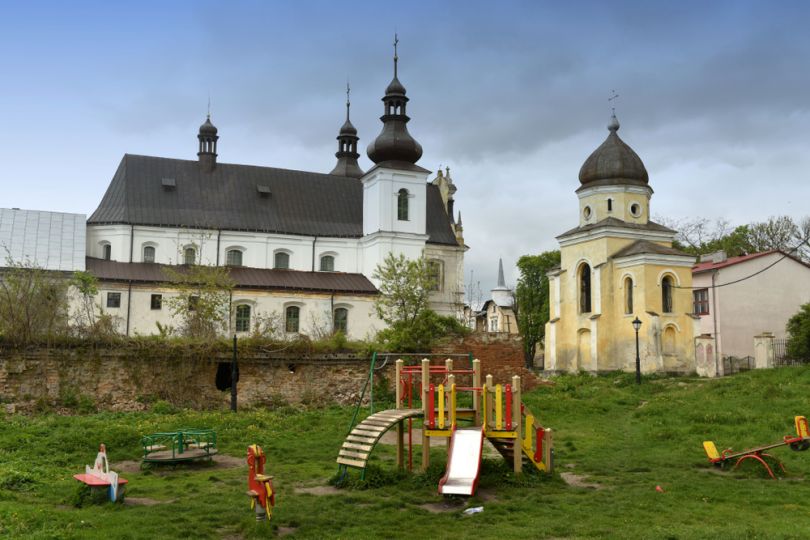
[
  {"x1": 184, "y1": 247, "x2": 197, "y2": 265},
  {"x1": 320, "y1": 255, "x2": 335, "y2": 272},
  {"x1": 334, "y1": 307, "x2": 348, "y2": 334},
  {"x1": 274, "y1": 251, "x2": 290, "y2": 269},
  {"x1": 143, "y1": 245, "x2": 155, "y2": 263},
  {"x1": 285, "y1": 305, "x2": 300, "y2": 333},
  {"x1": 226, "y1": 249, "x2": 243, "y2": 267},
  {"x1": 102, "y1": 243, "x2": 111, "y2": 261},
  {"x1": 235, "y1": 304, "x2": 251, "y2": 332}
]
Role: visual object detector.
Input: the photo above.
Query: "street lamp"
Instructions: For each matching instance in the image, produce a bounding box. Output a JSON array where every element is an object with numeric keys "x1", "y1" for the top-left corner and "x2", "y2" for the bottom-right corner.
[{"x1": 632, "y1": 317, "x2": 642, "y2": 384}]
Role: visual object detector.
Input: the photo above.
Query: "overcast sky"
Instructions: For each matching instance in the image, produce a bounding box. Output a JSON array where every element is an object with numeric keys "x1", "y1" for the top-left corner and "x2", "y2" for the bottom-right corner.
[{"x1": 2, "y1": 0, "x2": 808, "y2": 296}]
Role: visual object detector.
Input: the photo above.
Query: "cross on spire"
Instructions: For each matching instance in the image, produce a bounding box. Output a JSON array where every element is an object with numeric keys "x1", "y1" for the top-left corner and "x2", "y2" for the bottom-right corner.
[
  {"x1": 608, "y1": 89, "x2": 619, "y2": 115},
  {"x1": 393, "y1": 33, "x2": 399, "y2": 77},
  {"x1": 346, "y1": 81, "x2": 351, "y2": 121}
]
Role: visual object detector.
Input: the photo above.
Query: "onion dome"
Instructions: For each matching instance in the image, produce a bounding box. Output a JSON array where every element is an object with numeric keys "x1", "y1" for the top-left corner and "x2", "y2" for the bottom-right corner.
[
  {"x1": 199, "y1": 115, "x2": 218, "y2": 136},
  {"x1": 578, "y1": 114, "x2": 648, "y2": 187},
  {"x1": 367, "y1": 36, "x2": 423, "y2": 166}
]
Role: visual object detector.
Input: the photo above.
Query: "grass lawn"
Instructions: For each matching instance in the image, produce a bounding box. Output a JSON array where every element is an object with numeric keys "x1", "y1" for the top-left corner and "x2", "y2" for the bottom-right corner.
[{"x1": 2, "y1": 367, "x2": 810, "y2": 539}]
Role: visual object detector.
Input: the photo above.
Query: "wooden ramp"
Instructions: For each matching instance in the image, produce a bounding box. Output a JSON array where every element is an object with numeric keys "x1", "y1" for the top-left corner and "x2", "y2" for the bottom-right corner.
[{"x1": 337, "y1": 409, "x2": 423, "y2": 470}]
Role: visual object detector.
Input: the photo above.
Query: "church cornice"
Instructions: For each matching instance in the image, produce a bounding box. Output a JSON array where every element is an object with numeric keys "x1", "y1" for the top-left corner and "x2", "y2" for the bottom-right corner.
[
  {"x1": 613, "y1": 253, "x2": 696, "y2": 269},
  {"x1": 576, "y1": 184, "x2": 653, "y2": 198},
  {"x1": 558, "y1": 226, "x2": 674, "y2": 247}
]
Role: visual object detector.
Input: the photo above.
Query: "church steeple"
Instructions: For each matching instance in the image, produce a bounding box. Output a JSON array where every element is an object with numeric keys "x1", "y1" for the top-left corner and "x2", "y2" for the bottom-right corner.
[
  {"x1": 197, "y1": 113, "x2": 218, "y2": 173},
  {"x1": 329, "y1": 83, "x2": 364, "y2": 178},
  {"x1": 367, "y1": 35, "x2": 423, "y2": 167}
]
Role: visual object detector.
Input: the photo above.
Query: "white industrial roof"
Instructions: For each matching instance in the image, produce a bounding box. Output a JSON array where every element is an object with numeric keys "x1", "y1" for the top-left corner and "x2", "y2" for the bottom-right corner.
[{"x1": 0, "y1": 208, "x2": 86, "y2": 271}]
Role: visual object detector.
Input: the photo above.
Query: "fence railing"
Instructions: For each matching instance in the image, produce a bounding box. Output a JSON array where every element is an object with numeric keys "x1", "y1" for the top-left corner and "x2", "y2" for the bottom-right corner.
[
  {"x1": 773, "y1": 338, "x2": 809, "y2": 367},
  {"x1": 722, "y1": 355, "x2": 754, "y2": 375}
]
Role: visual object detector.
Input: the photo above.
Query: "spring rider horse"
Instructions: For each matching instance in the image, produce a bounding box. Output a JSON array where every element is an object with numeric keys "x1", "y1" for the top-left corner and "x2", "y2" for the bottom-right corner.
[{"x1": 246, "y1": 444, "x2": 275, "y2": 521}]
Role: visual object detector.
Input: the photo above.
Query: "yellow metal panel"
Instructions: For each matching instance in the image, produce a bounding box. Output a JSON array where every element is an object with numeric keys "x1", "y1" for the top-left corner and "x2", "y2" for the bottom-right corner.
[
  {"x1": 796, "y1": 416, "x2": 809, "y2": 438},
  {"x1": 495, "y1": 384, "x2": 503, "y2": 430},
  {"x1": 425, "y1": 429, "x2": 453, "y2": 437},
  {"x1": 438, "y1": 384, "x2": 445, "y2": 429}
]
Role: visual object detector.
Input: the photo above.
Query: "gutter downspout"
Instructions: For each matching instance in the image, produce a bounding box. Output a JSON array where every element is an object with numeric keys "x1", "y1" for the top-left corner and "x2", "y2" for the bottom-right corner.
[
  {"x1": 711, "y1": 270, "x2": 720, "y2": 375},
  {"x1": 216, "y1": 229, "x2": 222, "y2": 266},
  {"x1": 126, "y1": 281, "x2": 132, "y2": 336},
  {"x1": 129, "y1": 225, "x2": 134, "y2": 263},
  {"x1": 330, "y1": 292, "x2": 335, "y2": 333},
  {"x1": 311, "y1": 236, "x2": 318, "y2": 272}
]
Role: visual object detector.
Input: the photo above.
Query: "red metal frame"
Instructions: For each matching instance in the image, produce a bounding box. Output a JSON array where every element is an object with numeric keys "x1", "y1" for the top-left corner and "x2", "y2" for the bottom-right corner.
[{"x1": 505, "y1": 385, "x2": 512, "y2": 430}]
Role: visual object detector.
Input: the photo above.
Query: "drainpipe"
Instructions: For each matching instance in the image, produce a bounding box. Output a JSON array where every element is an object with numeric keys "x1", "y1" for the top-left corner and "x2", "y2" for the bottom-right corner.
[
  {"x1": 126, "y1": 281, "x2": 132, "y2": 336},
  {"x1": 330, "y1": 292, "x2": 335, "y2": 333},
  {"x1": 711, "y1": 270, "x2": 719, "y2": 375},
  {"x1": 129, "y1": 225, "x2": 134, "y2": 263},
  {"x1": 311, "y1": 236, "x2": 318, "y2": 271},
  {"x1": 216, "y1": 229, "x2": 222, "y2": 266}
]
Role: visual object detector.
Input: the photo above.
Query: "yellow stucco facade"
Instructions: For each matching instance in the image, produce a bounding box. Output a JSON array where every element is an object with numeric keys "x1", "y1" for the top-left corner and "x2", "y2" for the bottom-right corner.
[{"x1": 545, "y1": 116, "x2": 698, "y2": 374}]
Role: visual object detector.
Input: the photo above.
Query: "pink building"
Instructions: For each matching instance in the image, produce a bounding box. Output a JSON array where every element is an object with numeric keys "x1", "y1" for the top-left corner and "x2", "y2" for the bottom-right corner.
[{"x1": 692, "y1": 250, "x2": 810, "y2": 359}]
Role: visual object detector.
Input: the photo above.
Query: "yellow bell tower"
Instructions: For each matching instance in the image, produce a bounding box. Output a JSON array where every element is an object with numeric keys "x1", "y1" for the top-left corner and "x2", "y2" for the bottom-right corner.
[{"x1": 545, "y1": 113, "x2": 698, "y2": 374}]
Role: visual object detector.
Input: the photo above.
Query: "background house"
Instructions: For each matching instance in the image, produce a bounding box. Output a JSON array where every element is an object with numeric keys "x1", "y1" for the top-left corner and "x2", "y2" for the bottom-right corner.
[
  {"x1": 692, "y1": 250, "x2": 810, "y2": 359},
  {"x1": 475, "y1": 259, "x2": 519, "y2": 334}
]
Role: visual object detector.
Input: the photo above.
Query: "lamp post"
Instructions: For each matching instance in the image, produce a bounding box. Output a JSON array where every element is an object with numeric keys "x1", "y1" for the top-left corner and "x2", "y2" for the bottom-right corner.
[{"x1": 632, "y1": 317, "x2": 642, "y2": 384}]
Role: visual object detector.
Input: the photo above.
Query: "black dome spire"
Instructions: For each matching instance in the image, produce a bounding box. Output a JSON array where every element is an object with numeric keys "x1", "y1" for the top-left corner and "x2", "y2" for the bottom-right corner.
[
  {"x1": 330, "y1": 83, "x2": 364, "y2": 178},
  {"x1": 197, "y1": 113, "x2": 219, "y2": 172},
  {"x1": 578, "y1": 113, "x2": 648, "y2": 187},
  {"x1": 367, "y1": 35, "x2": 423, "y2": 166}
]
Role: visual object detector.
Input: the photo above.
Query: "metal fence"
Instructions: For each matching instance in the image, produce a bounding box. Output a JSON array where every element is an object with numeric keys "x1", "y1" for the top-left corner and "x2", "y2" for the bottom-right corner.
[
  {"x1": 773, "y1": 338, "x2": 809, "y2": 367},
  {"x1": 722, "y1": 355, "x2": 754, "y2": 375}
]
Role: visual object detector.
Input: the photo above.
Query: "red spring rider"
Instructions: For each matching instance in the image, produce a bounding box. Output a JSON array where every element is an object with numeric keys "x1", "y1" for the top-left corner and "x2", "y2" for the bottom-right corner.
[{"x1": 247, "y1": 444, "x2": 275, "y2": 521}]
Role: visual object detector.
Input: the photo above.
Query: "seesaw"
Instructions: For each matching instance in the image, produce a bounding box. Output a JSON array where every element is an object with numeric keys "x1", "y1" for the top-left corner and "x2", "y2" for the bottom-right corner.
[{"x1": 703, "y1": 416, "x2": 810, "y2": 479}]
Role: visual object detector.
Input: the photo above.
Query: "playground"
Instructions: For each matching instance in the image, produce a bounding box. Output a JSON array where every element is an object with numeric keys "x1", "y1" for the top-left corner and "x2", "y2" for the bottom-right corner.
[{"x1": 2, "y1": 365, "x2": 810, "y2": 538}]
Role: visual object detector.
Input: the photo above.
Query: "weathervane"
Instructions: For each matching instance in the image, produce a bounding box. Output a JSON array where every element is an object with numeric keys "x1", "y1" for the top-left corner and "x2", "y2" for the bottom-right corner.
[{"x1": 346, "y1": 81, "x2": 351, "y2": 120}]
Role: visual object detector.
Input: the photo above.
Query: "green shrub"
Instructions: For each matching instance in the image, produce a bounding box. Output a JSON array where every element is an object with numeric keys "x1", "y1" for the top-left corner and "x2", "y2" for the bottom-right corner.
[
  {"x1": 151, "y1": 400, "x2": 177, "y2": 414},
  {"x1": 786, "y1": 302, "x2": 810, "y2": 360}
]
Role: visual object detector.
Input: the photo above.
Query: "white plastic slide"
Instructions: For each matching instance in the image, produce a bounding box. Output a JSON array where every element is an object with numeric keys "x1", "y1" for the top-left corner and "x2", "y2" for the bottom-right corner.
[{"x1": 438, "y1": 427, "x2": 484, "y2": 496}]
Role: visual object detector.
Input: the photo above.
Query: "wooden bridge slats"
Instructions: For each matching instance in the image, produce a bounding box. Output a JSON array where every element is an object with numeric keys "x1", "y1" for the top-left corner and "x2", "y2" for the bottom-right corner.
[
  {"x1": 341, "y1": 442, "x2": 374, "y2": 452},
  {"x1": 338, "y1": 449, "x2": 370, "y2": 460},
  {"x1": 337, "y1": 457, "x2": 367, "y2": 468}
]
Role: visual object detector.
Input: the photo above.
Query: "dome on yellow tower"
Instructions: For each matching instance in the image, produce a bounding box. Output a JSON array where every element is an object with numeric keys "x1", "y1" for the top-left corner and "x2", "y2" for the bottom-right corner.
[{"x1": 578, "y1": 114, "x2": 648, "y2": 187}]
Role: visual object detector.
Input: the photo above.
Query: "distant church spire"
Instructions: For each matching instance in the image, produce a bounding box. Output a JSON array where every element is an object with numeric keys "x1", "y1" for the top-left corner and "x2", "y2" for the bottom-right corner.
[
  {"x1": 329, "y1": 83, "x2": 364, "y2": 178},
  {"x1": 496, "y1": 258, "x2": 506, "y2": 288},
  {"x1": 197, "y1": 112, "x2": 218, "y2": 172},
  {"x1": 367, "y1": 34, "x2": 423, "y2": 166}
]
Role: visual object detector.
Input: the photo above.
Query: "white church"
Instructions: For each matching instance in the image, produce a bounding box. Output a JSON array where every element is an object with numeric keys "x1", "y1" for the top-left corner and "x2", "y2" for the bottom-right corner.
[{"x1": 1, "y1": 46, "x2": 466, "y2": 340}]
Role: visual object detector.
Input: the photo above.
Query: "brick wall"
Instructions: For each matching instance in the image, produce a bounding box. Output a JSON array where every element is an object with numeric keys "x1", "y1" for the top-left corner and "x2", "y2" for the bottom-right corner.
[{"x1": 0, "y1": 347, "x2": 388, "y2": 413}]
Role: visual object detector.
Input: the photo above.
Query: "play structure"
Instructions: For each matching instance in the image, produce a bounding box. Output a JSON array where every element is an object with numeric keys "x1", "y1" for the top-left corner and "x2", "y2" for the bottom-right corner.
[
  {"x1": 141, "y1": 428, "x2": 217, "y2": 464},
  {"x1": 337, "y1": 357, "x2": 553, "y2": 495},
  {"x1": 703, "y1": 415, "x2": 810, "y2": 479},
  {"x1": 246, "y1": 444, "x2": 275, "y2": 522},
  {"x1": 73, "y1": 444, "x2": 128, "y2": 502}
]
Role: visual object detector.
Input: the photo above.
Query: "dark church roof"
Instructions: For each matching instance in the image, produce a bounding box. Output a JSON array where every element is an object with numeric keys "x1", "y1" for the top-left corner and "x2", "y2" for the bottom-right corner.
[
  {"x1": 611, "y1": 239, "x2": 691, "y2": 259},
  {"x1": 88, "y1": 154, "x2": 459, "y2": 246},
  {"x1": 86, "y1": 257, "x2": 378, "y2": 295},
  {"x1": 556, "y1": 217, "x2": 675, "y2": 240}
]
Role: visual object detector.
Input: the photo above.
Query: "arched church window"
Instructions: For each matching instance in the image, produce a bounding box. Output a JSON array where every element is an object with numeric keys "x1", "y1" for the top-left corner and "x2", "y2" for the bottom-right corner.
[
  {"x1": 235, "y1": 304, "x2": 251, "y2": 332},
  {"x1": 624, "y1": 276, "x2": 633, "y2": 314},
  {"x1": 320, "y1": 255, "x2": 335, "y2": 272},
  {"x1": 334, "y1": 307, "x2": 348, "y2": 334},
  {"x1": 285, "y1": 306, "x2": 300, "y2": 333},
  {"x1": 184, "y1": 247, "x2": 196, "y2": 265},
  {"x1": 397, "y1": 189, "x2": 409, "y2": 221},
  {"x1": 102, "y1": 243, "x2": 111, "y2": 261},
  {"x1": 607, "y1": 199, "x2": 613, "y2": 212},
  {"x1": 579, "y1": 263, "x2": 592, "y2": 314},
  {"x1": 143, "y1": 246, "x2": 155, "y2": 263},
  {"x1": 662, "y1": 276, "x2": 674, "y2": 313},
  {"x1": 226, "y1": 249, "x2": 243, "y2": 267},
  {"x1": 274, "y1": 251, "x2": 290, "y2": 269}
]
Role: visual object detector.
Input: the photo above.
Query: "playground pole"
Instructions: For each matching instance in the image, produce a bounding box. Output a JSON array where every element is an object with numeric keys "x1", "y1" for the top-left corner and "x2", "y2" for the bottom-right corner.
[
  {"x1": 396, "y1": 359, "x2": 404, "y2": 470},
  {"x1": 472, "y1": 359, "x2": 481, "y2": 426},
  {"x1": 512, "y1": 375, "x2": 522, "y2": 474},
  {"x1": 231, "y1": 335, "x2": 238, "y2": 412},
  {"x1": 421, "y1": 358, "x2": 430, "y2": 471}
]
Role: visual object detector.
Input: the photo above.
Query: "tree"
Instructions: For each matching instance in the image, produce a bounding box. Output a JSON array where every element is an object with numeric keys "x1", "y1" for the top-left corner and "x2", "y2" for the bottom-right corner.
[
  {"x1": 372, "y1": 253, "x2": 434, "y2": 327},
  {"x1": 659, "y1": 215, "x2": 810, "y2": 261},
  {"x1": 514, "y1": 250, "x2": 561, "y2": 368},
  {"x1": 786, "y1": 303, "x2": 810, "y2": 360},
  {"x1": 71, "y1": 270, "x2": 120, "y2": 339},
  {"x1": 372, "y1": 253, "x2": 466, "y2": 352},
  {"x1": 0, "y1": 257, "x2": 69, "y2": 345},
  {"x1": 163, "y1": 264, "x2": 234, "y2": 339}
]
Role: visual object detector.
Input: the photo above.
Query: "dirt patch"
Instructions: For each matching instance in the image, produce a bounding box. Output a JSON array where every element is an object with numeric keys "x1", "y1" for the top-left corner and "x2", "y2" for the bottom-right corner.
[
  {"x1": 124, "y1": 497, "x2": 175, "y2": 506},
  {"x1": 113, "y1": 454, "x2": 244, "y2": 475},
  {"x1": 560, "y1": 472, "x2": 602, "y2": 490},
  {"x1": 474, "y1": 488, "x2": 497, "y2": 502},
  {"x1": 294, "y1": 485, "x2": 342, "y2": 496},
  {"x1": 419, "y1": 499, "x2": 466, "y2": 513},
  {"x1": 278, "y1": 527, "x2": 297, "y2": 537}
]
